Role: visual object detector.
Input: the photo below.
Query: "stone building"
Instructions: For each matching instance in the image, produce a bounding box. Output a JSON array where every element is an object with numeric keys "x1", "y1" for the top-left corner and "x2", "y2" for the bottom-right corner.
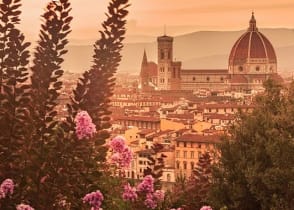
[{"x1": 139, "y1": 13, "x2": 283, "y2": 92}]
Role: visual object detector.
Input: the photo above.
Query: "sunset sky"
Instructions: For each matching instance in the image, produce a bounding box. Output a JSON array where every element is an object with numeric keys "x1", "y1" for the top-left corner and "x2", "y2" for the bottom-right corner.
[{"x1": 19, "y1": 0, "x2": 294, "y2": 44}]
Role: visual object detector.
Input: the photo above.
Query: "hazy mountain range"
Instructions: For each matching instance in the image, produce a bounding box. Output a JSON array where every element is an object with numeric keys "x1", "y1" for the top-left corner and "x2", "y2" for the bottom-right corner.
[{"x1": 63, "y1": 28, "x2": 294, "y2": 75}]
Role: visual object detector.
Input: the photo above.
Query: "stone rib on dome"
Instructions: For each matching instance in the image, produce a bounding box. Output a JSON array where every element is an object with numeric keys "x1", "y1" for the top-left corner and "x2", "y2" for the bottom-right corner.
[{"x1": 229, "y1": 13, "x2": 277, "y2": 66}]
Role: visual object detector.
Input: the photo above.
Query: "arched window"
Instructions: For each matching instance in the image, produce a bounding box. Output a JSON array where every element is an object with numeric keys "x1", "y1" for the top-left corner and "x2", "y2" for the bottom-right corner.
[
  {"x1": 167, "y1": 173, "x2": 171, "y2": 182},
  {"x1": 183, "y1": 161, "x2": 187, "y2": 170},
  {"x1": 176, "y1": 161, "x2": 180, "y2": 169},
  {"x1": 191, "y1": 162, "x2": 195, "y2": 170}
]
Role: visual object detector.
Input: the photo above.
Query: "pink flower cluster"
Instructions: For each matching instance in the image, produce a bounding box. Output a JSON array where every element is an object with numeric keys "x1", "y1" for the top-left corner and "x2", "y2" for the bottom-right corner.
[
  {"x1": 109, "y1": 136, "x2": 133, "y2": 168},
  {"x1": 0, "y1": 179, "x2": 14, "y2": 199},
  {"x1": 200, "y1": 206, "x2": 213, "y2": 210},
  {"x1": 170, "y1": 208, "x2": 183, "y2": 210},
  {"x1": 16, "y1": 204, "x2": 35, "y2": 210},
  {"x1": 144, "y1": 193, "x2": 157, "y2": 209},
  {"x1": 75, "y1": 111, "x2": 96, "y2": 140},
  {"x1": 122, "y1": 183, "x2": 138, "y2": 202},
  {"x1": 153, "y1": 190, "x2": 165, "y2": 202},
  {"x1": 122, "y1": 175, "x2": 165, "y2": 209},
  {"x1": 83, "y1": 190, "x2": 104, "y2": 210},
  {"x1": 144, "y1": 190, "x2": 165, "y2": 209},
  {"x1": 137, "y1": 175, "x2": 154, "y2": 193}
]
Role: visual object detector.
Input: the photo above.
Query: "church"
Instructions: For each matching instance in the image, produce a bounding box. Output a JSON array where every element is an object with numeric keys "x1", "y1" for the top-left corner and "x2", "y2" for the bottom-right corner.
[{"x1": 139, "y1": 13, "x2": 283, "y2": 92}]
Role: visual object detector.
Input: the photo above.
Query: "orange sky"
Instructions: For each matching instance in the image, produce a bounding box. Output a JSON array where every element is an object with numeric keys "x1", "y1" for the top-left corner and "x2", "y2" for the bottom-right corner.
[{"x1": 19, "y1": 0, "x2": 294, "y2": 43}]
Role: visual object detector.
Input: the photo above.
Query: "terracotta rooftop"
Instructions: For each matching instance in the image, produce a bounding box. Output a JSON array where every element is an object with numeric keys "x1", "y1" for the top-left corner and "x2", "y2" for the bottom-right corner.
[
  {"x1": 230, "y1": 74, "x2": 248, "y2": 84},
  {"x1": 167, "y1": 113, "x2": 194, "y2": 120},
  {"x1": 199, "y1": 103, "x2": 255, "y2": 109},
  {"x1": 114, "y1": 115, "x2": 160, "y2": 122},
  {"x1": 182, "y1": 69, "x2": 228, "y2": 74},
  {"x1": 175, "y1": 134, "x2": 221, "y2": 144}
]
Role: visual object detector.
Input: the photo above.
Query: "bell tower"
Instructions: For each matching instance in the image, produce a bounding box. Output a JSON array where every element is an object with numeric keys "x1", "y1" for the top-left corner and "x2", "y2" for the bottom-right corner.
[{"x1": 157, "y1": 35, "x2": 173, "y2": 90}]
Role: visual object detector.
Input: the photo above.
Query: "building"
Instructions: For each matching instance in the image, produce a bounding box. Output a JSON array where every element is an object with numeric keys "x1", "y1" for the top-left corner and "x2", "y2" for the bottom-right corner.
[
  {"x1": 140, "y1": 13, "x2": 283, "y2": 92},
  {"x1": 175, "y1": 134, "x2": 220, "y2": 178}
]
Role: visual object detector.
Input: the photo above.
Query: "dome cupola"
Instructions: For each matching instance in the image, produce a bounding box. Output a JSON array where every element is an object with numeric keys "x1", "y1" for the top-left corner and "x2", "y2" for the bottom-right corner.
[{"x1": 228, "y1": 13, "x2": 277, "y2": 74}]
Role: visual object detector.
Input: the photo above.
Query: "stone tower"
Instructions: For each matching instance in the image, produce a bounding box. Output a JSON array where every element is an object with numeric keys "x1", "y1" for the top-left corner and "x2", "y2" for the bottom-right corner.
[{"x1": 157, "y1": 35, "x2": 181, "y2": 90}]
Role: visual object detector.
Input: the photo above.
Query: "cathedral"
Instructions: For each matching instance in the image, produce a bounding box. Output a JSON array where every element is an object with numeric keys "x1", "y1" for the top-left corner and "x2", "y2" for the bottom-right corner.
[{"x1": 139, "y1": 13, "x2": 283, "y2": 92}]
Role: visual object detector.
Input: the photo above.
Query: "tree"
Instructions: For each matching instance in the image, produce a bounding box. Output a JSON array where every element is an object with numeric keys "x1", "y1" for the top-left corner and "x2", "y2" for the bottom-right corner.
[
  {"x1": 172, "y1": 152, "x2": 213, "y2": 210},
  {"x1": 24, "y1": 0, "x2": 72, "y2": 208},
  {"x1": 143, "y1": 143, "x2": 167, "y2": 189},
  {"x1": 66, "y1": 0, "x2": 130, "y2": 161},
  {"x1": 209, "y1": 80, "x2": 294, "y2": 210},
  {"x1": 0, "y1": 0, "x2": 31, "y2": 207}
]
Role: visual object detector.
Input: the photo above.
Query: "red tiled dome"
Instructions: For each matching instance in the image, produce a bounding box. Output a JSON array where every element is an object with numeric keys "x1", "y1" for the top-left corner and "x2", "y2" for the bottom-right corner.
[{"x1": 229, "y1": 13, "x2": 277, "y2": 66}]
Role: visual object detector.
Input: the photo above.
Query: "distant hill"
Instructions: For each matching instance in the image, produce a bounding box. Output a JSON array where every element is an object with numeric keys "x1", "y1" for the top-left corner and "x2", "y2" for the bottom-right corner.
[{"x1": 63, "y1": 28, "x2": 294, "y2": 74}]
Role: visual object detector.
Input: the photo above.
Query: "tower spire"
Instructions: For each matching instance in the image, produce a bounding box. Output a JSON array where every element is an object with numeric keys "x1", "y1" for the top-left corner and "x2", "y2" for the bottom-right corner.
[
  {"x1": 248, "y1": 11, "x2": 257, "y2": 31},
  {"x1": 142, "y1": 49, "x2": 148, "y2": 66}
]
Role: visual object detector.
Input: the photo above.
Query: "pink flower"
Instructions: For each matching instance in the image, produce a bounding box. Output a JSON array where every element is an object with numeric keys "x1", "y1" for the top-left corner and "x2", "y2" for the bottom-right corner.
[
  {"x1": 75, "y1": 111, "x2": 96, "y2": 140},
  {"x1": 144, "y1": 193, "x2": 157, "y2": 209},
  {"x1": 137, "y1": 175, "x2": 154, "y2": 193},
  {"x1": 109, "y1": 136, "x2": 133, "y2": 169},
  {"x1": 122, "y1": 183, "x2": 138, "y2": 202},
  {"x1": 170, "y1": 208, "x2": 183, "y2": 210},
  {"x1": 109, "y1": 136, "x2": 125, "y2": 153},
  {"x1": 200, "y1": 206, "x2": 213, "y2": 210},
  {"x1": 0, "y1": 179, "x2": 14, "y2": 199},
  {"x1": 83, "y1": 190, "x2": 104, "y2": 210},
  {"x1": 16, "y1": 204, "x2": 34, "y2": 210},
  {"x1": 153, "y1": 189, "x2": 165, "y2": 202}
]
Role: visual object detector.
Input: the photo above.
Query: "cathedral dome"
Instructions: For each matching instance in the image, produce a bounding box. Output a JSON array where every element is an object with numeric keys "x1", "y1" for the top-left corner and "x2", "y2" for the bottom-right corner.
[{"x1": 229, "y1": 13, "x2": 277, "y2": 71}]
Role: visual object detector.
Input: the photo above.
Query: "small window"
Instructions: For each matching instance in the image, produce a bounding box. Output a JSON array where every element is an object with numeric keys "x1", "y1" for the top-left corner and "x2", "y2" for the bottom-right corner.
[
  {"x1": 183, "y1": 161, "x2": 187, "y2": 170},
  {"x1": 167, "y1": 174, "x2": 171, "y2": 182},
  {"x1": 256, "y1": 66, "x2": 260, "y2": 71},
  {"x1": 206, "y1": 77, "x2": 210, "y2": 82},
  {"x1": 183, "y1": 151, "x2": 187, "y2": 158},
  {"x1": 238, "y1": 66, "x2": 243, "y2": 71},
  {"x1": 184, "y1": 142, "x2": 187, "y2": 147},
  {"x1": 176, "y1": 161, "x2": 180, "y2": 169},
  {"x1": 193, "y1": 77, "x2": 196, "y2": 81},
  {"x1": 220, "y1": 77, "x2": 224, "y2": 81},
  {"x1": 191, "y1": 162, "x2": 195, "y2": 170}
]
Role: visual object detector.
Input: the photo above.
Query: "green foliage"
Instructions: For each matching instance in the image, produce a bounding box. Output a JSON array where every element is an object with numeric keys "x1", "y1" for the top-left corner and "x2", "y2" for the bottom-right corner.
[
  {"x1": 67, "y1": 0, "x2": 129, "y2": 145},
  {"x1": 143, "y1": 143, "x2": 167, "y2": 189},
  {"x1": 0, "y1": 0, "x2": 31, "y2": 208},
  {"x1": 0, "y1": 0, "x2": 130, "y2": 209},
  {"x1": 172, "y1": 152, "x2": 213, "y2": 210},
  {"x1": 209, "y1": 80, "x2": 294, "y2": 210}
]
